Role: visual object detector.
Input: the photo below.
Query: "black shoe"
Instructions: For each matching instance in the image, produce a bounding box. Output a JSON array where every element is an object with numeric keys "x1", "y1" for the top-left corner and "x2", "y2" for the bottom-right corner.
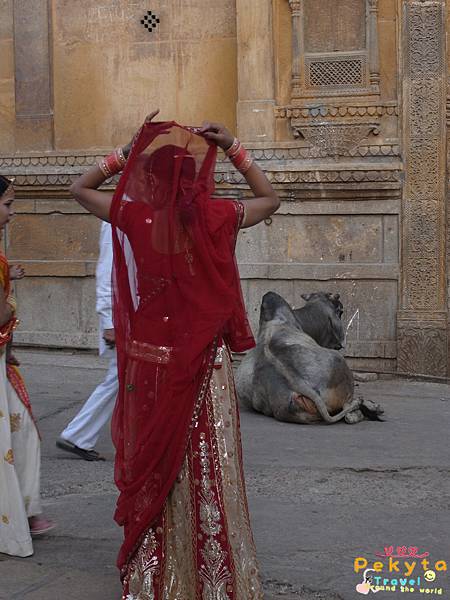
[{"x1": 56, "y1": 439, "x2": 106, "y2": 461}]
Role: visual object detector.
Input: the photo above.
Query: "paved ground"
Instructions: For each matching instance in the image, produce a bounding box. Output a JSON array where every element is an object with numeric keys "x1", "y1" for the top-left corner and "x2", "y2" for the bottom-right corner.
[{"x1": 0, "y1": 350, "x2": 449, "y2": 600}]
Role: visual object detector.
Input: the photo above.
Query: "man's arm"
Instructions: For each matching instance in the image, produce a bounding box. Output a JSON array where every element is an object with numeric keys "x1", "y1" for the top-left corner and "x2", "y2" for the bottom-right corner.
[
  {"x1": 96, "y1": 223, "x2": 114, "y2": 329},
  {"x1": 96, "y1": 223, "x2": 115, "y2": 349}
]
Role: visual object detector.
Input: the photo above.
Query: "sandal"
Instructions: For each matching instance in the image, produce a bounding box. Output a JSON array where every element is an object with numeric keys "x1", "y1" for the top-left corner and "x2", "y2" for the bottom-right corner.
[
  {"x1": 56, "y1": 438, "x2": 106, "y2": 461},
  {"x1": 29, "y1": 516, "x2": 56, "y2": 537}
]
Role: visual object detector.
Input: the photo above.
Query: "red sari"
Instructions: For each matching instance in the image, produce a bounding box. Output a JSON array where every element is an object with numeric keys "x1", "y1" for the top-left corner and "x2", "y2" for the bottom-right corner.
[{"x1": 110, "y1": 123, "x2": 262, "y2": 599}]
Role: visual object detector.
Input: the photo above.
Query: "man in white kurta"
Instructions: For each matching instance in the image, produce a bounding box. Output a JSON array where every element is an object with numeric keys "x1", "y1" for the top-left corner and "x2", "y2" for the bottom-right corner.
[{"x1": 57, "y1": 222, "x2": 118, "y2": 460}]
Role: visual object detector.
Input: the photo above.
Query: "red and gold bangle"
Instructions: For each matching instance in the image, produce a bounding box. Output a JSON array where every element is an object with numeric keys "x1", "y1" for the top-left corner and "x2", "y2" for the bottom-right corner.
[
  {"x1": 225, "y1": 138, "x2": 253, "y2": 175},
  {"x1": 98, "y1": 147, "x2": 127, "y2": 178},
  {"x1": 225, "y1": 138, "x2": 240, "y2": 158},
  {"x1": 115, "y1": 146, "x2": 127, "y2": 166},
  {"x1": 236, "y1": 153, "x2": 253, "y2": 174}
]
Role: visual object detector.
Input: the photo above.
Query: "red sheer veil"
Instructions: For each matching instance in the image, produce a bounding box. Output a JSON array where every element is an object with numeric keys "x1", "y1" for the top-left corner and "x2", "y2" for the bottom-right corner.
[{"x1": 109, "y1": 122, "x2": 254, "y2": 572}]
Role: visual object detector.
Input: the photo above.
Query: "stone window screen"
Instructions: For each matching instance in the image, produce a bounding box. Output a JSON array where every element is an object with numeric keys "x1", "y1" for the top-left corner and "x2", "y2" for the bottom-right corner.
[{"x1": 306, "y1": 54, "x2": 366, "y2": 88}]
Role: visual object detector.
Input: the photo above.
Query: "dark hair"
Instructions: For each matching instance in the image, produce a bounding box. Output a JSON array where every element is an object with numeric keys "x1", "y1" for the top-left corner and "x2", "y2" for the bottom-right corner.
[{"x1": 0, "y1": 175, "x2": 12, "y2": 197}]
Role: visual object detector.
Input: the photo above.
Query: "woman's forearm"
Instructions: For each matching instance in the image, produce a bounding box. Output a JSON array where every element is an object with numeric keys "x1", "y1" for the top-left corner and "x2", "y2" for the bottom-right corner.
[
  {"x1": 70, "y1": 165, "x2": 113, "y2": 222},
  {"x1": 70, "y1": 165, "x2": 106, "y2": 197},
  {"x1": 242, "y1": 162, "x2": 280, "y2": 209}
]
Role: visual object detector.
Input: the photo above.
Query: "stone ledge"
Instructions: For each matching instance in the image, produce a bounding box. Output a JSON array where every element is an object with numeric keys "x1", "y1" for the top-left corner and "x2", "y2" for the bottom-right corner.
[{"x1": 238, "y1": 263, "x2": 399, "y2": 280}]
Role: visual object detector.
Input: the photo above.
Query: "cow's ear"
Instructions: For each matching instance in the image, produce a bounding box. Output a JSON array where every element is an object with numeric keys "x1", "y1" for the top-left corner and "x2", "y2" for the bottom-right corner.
[
  {"x1": 333, "y1": 293, "x2": 341, "y2": 301},
  {"x1": 301, "y1": 293, "x2": 311, "y2": 301}
]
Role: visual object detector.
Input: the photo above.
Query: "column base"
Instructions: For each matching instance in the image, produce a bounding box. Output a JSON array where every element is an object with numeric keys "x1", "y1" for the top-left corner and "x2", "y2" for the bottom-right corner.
[{"x1": 397, "y1": 315, "x2": 448, "y2": 377}]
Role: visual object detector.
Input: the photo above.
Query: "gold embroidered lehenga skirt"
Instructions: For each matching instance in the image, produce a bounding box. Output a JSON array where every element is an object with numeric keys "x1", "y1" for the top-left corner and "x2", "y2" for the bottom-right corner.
[{"x1": 122, "y1": 348, "x2": 264, "y2": 599}]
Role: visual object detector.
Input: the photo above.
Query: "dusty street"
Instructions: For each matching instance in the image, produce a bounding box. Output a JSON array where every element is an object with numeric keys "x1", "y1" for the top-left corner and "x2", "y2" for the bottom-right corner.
[{"x1": 0, "y1": 350, "x2": 449, "y2": 600}]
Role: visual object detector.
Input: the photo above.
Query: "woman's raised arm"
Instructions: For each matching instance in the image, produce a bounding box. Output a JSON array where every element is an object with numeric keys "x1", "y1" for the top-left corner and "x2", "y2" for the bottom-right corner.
[
  {"x1": 70, "y1": 110, "x2": 160, "y2": 221},
  {"x1": 201, "y1": 122, "x2": 280, "y2": 227},
  {"x1": 70, "y1": 167, "x2": 114, "y2": 222}
]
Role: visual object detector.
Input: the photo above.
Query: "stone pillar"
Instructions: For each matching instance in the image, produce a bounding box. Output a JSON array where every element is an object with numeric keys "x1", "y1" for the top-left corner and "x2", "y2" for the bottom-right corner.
[
  {"x1": 289, "y1": 0, "x2": 303, "y2": 97},
  {"x1": 236, "y1": 0, "x2": 276, "y2": 142},
  {"x1": 368, "y1": 0, "x2": 380, "y2": 87},
  {"x1": 397, "y1": 0, "x2": 447, "y2": 376},
  {"x1": 13, "y1": 0, "x2": 53, "y2": 150}
]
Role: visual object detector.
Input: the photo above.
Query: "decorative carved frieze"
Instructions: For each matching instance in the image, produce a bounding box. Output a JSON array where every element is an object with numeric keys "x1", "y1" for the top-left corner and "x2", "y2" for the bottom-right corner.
[
  {"x1": 276, "y1": 103, "x2": 398, "y2": 119},
  {"x1": 402, "y1": 1, "x2": 446, "y2": 313},
  {"x1": 251, "y1": 144, "x2": 400, "y2": 159},
  {"x1": 215, "y1": 169, "x2": 400, "y2": 186},
  {"x1": 0, "y1": 151, "x2": 401, "y2": 196},
  {"x1": 399, "y1": 0, "x2": 447, "y2": 376},
  {"x1": 0, "y1": 155, "x2": 102, "y2": 168},
  {"x1": 0, "y1": 143, "x2": 402, "y2": 175}
]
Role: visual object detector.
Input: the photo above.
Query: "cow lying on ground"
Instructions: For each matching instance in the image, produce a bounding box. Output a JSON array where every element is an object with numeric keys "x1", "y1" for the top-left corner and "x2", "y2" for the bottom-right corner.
[
  {"x1": 236, "y1": 291, "x2": 384, "y2": 424},
  {"x1": 293, "y1": 291, "x2": 344, "y2": 350}
]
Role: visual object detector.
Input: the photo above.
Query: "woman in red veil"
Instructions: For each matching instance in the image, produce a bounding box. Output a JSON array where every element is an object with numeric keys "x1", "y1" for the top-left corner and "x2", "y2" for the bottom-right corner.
[{"x1": 70, "y1": 110, "x2": 279, "y2": 599}]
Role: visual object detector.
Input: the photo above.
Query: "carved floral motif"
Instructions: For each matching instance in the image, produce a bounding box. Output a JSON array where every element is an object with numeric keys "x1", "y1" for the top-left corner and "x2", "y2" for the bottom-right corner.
[
  {"x1": 397, "y1": 325, "x2": 447, "y2": 376},
  {"x1": 399, "y1": 0, "x2": 447, "y2": 376},
  {"x1": 402, "y1": 1, "x2": 445, "y2": 313},
  {"x1": 292, "y1": 122, "x2": 379, "y2": 157}
]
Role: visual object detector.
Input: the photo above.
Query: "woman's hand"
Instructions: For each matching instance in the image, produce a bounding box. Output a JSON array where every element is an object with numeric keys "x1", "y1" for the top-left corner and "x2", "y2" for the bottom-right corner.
[
  {"x1": 103, "y1": 328, "x2": 116, "y2": 349},
  {"x1": 123, "y1": 109, "x2": 161, "y2": 158},
  {"x1": 200, "y1": 122, "x2": 234, "y2": 151},
  {"x1": 9, "y1": 264, "x2": 25, "y2": 280},
  {"x1": 71, "y1": 110, "x2": 161, "y2": 221}
]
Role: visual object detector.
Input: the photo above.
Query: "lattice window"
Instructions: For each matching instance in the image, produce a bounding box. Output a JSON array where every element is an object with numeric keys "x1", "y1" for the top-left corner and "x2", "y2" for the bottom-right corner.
[{"x1": 307, "y1": 57, "x2": 365, "y2": 88}]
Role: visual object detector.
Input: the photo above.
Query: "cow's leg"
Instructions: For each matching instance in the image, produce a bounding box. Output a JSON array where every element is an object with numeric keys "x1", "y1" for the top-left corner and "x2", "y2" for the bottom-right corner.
[
  {"x1": 344, "y1": 409, "x2": 365, "y2": 424},
  {"x1": 254, "y1": 369, "x2": 296, "y2": 418},
  {"x1": 342, "y1": 394, "x2": 364, "y2": 424}
]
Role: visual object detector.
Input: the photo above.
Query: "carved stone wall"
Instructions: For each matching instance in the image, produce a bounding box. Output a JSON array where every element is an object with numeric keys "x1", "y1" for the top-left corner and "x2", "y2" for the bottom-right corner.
[{"x1": 397, "y1": 0, "x2": 448, "y2": 376}]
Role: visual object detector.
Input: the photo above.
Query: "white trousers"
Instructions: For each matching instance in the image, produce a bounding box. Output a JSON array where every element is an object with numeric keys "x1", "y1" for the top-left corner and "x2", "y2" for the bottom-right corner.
[{"x1": 61, "y1": 353, "x2": 118, "y2": 450}]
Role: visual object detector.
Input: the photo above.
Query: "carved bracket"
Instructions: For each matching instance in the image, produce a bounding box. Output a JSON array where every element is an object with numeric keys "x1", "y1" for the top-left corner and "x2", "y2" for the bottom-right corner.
[{"x1": 291, "y1": 122, "x2": 379, "y2": 157}]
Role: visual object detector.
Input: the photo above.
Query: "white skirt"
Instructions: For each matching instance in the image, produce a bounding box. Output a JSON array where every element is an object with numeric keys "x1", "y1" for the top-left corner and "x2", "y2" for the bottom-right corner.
[{"x1": 0, "y1": 351, "x2": 41, "y2": 557}]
